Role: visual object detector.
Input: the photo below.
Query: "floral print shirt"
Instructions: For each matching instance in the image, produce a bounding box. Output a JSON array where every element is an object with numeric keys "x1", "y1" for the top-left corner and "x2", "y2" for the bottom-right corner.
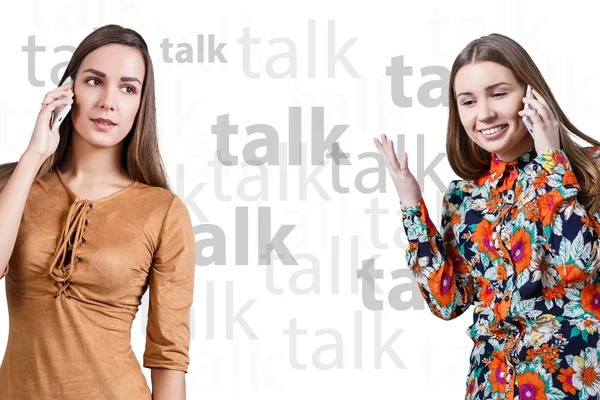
[{"x1": 400, "y1": 146, "x2": 600, "y2": 400}]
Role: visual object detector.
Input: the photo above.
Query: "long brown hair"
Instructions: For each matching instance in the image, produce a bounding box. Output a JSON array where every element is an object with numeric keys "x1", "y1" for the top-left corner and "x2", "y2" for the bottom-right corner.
[
  {"x1": 447, "y1": 33, "x2": 600, "y2": 216},
  {"x1": 0, "y1": 24, "x2": 171, "y2": 192}
]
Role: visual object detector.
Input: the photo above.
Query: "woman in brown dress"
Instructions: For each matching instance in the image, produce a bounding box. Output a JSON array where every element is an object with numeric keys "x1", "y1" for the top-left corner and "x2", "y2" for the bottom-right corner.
[{"x1": 0, "y1": 24, "x2": 196, "y2": 399}]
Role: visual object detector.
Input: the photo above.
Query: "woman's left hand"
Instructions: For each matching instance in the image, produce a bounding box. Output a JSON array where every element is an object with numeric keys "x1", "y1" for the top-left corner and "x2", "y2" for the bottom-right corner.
[{"x1": 518, "y1": 88, "x2": 561, "y2": 155}]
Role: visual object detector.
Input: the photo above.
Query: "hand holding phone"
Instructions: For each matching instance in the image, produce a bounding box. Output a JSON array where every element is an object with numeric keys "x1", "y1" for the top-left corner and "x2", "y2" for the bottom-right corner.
[
  {"x1": 27, "y1": 77, "x2": 74, "y2": 160},
  {"x1": 50, "y1": 76, "x2": 73, "y2": 133},
  {"x1": 522, "y1": 85, "x2": 534, "y2": 135}
]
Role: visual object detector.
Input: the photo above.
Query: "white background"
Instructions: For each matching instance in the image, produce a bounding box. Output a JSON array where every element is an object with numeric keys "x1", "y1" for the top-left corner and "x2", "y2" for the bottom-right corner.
[{"x1": 0, "y1": 1, "x2": 599, "y2": 399}]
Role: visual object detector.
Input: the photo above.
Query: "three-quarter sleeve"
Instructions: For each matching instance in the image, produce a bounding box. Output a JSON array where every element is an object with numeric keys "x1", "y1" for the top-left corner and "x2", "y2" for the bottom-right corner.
[
  {"x1": 526, "y1": 148, "x2": 600, "y2": 287},
  {"x1": 143, "y1": 195, "x2": 196, "y2": 372},
  {"x1": 399, "y1": 179, "x2": 475, "y2": 320}
]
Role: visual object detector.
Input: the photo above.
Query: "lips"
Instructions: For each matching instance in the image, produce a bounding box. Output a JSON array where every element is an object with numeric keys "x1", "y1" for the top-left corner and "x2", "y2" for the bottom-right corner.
[
  {"x1": 91, "y1": 119, "x2": 117, "y2": 132},
  {"x1": 91, "y1": 118, "x2": 116, "y2": 125},
  {"x1": 478, "y1": 124, "x2": 507, "y2": 134},
  {"x1": 479, "y1": 124, "x2": 508, "y2": 139}
]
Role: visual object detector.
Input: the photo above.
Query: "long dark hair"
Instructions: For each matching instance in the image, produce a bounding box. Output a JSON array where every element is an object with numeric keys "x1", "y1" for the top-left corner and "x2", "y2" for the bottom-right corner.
[
  {"x1": 0, "y1": 24, "x2": 170, "y2": 191},
  {"x1": 447, "y1": 33, "x2": 600, "y2": 216}
]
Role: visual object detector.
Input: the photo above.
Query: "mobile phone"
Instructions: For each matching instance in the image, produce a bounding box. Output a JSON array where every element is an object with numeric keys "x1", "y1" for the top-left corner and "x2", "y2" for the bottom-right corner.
[
  {"x1": 522, "y1": 85, "x2": 534, "y2": 135},
  {"x1": 50, "y1": 76, "x2": 73, "y2": 133}
]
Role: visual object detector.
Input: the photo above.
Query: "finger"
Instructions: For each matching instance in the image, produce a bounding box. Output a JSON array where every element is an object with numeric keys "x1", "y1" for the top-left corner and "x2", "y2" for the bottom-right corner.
[
  {"x1": 373, "y1": 138, "x2": 383, "y2": 151},
  {"x1": 42, "y1": 90, "x2": 74, "y2": 106},
  {"x1": 388, "y1": 139, "x2": 398, "y2": 160},
  {"x1": 523, "y1": 97, "x2": 549, "y2": 123},
  {"x1": 531, "y1": 88, "x2": 549, "y2": 107},
  {"x1": 387, "y1": 139, "x2": 394, "y2": 151},
  {"x1": 41, "y1": 97, "x2": 73, "y2": 116},
  {"x1": 519, "y1": 108, "x2": 543, "y2": 127},
  {"x1": 531, "y1": 88, "x2": 557, "y2": 123}
]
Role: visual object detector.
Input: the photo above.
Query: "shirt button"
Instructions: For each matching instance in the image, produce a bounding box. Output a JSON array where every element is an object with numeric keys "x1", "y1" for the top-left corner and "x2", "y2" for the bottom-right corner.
[
  {"x1": 85, "y1": 219, "x2": 89, "y2": 225},
  {"x1": 508, "y1": 165, "x2": 514, "y2": 170},
  {"x1": 416, "y1": 211, "x2": 422, "y2": 217},
  {"x1": 89, "y1": 203, "x2": 93, "y2": 209},
  {"x1": 504, "y1": 257, "x2": 510, "y2": 263},
  {"x1": 504, "y1": 295, "x2": 510, "y2": 301}
]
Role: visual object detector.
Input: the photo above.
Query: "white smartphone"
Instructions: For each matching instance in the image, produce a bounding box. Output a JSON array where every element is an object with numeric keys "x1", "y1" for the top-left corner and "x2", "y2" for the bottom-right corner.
[
  {"x1": 50, "y1": 75, "x2": 73, "y2": 133},
  {"x1": 522, "y1": 84, "x2": 534, "y2": 135}
]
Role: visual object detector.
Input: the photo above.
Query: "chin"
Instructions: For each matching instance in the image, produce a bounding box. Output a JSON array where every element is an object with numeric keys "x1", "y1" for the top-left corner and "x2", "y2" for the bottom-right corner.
[{"x1": 75, "y1": 129, "x2": 123, "y2": 148}]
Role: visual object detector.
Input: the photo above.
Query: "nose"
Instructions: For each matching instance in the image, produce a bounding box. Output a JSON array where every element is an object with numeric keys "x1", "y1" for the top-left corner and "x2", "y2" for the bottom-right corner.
[
  {"x1": 99, "y1": 87, "x2": 116, "y2": 111},
  {"x1": 477, "y1": 99, "x2": 496, "y2": 121}
]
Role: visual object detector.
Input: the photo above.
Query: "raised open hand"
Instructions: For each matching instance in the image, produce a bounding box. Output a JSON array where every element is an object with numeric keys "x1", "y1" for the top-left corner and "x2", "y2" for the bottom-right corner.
[{"x1": 373, "y1": 134, "x2": 423, "y2": 207}]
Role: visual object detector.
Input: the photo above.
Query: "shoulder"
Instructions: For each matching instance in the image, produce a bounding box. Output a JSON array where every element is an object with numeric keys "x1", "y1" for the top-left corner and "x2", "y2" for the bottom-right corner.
[
  {"x1": 132, "y1": 182, "x2": 190, "y2": 221},
  {"x1": 443, "y1": 179, "x2": 475, "y2": 210},
  {"x1": 447, "y1": 179, "x2": 476, "y2": 198},
  {"x1": 133, "y1": 181, "x2": 177, "y2": 205}
]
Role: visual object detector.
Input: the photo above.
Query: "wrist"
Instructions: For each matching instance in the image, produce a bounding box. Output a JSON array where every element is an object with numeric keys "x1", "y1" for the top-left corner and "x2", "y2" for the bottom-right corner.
[{"x1": 20, "y1": 150, "x2": 47, "y2": 170}]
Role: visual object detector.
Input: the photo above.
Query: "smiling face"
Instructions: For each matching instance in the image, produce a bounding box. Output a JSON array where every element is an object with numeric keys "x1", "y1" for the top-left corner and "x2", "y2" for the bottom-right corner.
[
  {"x1": 70, "y1": 43, "x2": 145, "y2": 148},
  {"x1": 454, "y1": 61, "x2": 534, "y2": 161}
]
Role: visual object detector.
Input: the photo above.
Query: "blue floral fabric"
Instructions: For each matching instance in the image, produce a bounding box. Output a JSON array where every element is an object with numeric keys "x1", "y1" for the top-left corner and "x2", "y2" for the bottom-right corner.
[{"x1": 400, "y1": 146, "x2": 600, "y2": 399}]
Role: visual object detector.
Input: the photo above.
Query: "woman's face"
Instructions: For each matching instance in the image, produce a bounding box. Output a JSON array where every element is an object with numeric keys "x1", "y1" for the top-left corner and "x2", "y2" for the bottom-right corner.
[
  {"x1": 454, "y1": 61, "x2": 533, "y2": 161},
  {"x1": 70, "y1": 44, "x2": 145, "y2": 148}
]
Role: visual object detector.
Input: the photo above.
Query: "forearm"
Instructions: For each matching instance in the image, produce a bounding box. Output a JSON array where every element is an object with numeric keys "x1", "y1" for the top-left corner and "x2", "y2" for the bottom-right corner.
[
  {"x1": 0, "y1": 151, "x2": 46, "y2": 273},
  {"x1": 150, "y1": 368, "x2": 186, "y2": 400},
  {"x1": 400, "y1": 191, "x2": 474, "y2": 320}
]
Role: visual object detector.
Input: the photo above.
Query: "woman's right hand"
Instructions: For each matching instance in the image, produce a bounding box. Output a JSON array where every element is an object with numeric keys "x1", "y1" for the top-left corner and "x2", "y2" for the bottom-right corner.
[
  {"x1": 373, "y1": 134, "x2": 423, "y2": 208},
  {"x1": 25, "y1": 80, "x2": 74, "y2": 160}
]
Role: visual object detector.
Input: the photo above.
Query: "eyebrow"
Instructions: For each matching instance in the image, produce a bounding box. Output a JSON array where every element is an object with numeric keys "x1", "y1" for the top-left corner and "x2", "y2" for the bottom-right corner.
[
  {"x1": 81, "y1": 68, "x2": 142, "y2": 85},
  {"x1": 456, "y1": 82, "x2": 511, "y2": 98}
]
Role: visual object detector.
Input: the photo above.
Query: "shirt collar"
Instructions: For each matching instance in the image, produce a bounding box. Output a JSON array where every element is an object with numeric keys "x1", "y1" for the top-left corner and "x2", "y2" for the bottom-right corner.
[{"x1": 483, "y1": 146, "x2": 537, "y2": 188}]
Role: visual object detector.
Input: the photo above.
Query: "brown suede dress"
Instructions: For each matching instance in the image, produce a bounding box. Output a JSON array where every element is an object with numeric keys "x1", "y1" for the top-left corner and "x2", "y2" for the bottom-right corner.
[{"x1": 0, "y1": 169, "x2": 196, "y2": 399}]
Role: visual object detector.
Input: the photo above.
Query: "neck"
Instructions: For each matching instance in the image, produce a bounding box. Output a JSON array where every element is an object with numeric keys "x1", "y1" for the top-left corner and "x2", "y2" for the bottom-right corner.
[
  {"x1": 59, "y1": 130, "x2": 128, "y2": 183},
  {"x1": 493, "y1": 133, "x2": 535, "y2": 162}
]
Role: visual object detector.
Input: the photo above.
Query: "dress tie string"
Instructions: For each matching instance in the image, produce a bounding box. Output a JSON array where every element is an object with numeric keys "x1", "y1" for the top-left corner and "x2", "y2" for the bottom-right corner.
[{"x1": 47, "y1": 199, "x2": 90, "y2": 298}]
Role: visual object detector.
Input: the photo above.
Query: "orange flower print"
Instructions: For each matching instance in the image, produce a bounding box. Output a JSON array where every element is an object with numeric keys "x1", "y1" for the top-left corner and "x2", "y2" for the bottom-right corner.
[
  {"x1": 517, "y1": 371, "x2": 547, "y2": 400},
  {"x1": 494, "y1": 297, "x2": 510, "y2": 321},
  {"x1": 510, "y1": 228, "x2": 532, "y2": 275},
  {"x1": 557, "y1": 367, "x2": 577, "y2": 395},
  {"x1": 496, "y1": 262, "x2": 508, "y2": 281},
  {"x1": 429, "y1": 265, "x2": 455, "y2": 307},
  {"x1": 532, "y1": 173, "x2": 549, "y2": 192},
  {"x1": 487, "y1": 350, "x2": 509, "y2": 393},
  {"x1": 558, "y1": 262, "x2": 587, "y2": 288},
  {"x1": 538, "y1": 189, "x2": 565, "y2": 228},
  {"x1": 476, "y1": 276, "x2": 495, "y2": 306},
  {"x1": 563, "y1": 169, "x2": 581, "y2": 190},
  {"x1": 581, "y1": 284, "x2": 600, "y2": 319},
  {"x1": 472, "y1": 220, "x2": 499, "y2": 259},
  {"x1": 542, "y1": 285, "x2": 565, "y2": 302}
]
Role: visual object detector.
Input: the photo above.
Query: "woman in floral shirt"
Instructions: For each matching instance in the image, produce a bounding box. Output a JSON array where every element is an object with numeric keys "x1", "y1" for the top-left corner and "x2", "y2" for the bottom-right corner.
[{"x1": 374, "y1": 33, "x2": 600, "y2": 399}]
